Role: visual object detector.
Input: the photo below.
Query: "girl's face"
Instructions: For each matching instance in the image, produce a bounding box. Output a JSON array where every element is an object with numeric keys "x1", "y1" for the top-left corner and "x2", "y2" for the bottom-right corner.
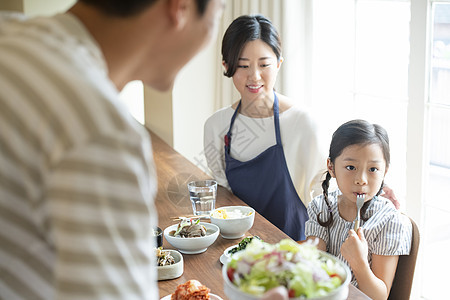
[
  {"x1": 226, "y1": 39, "x2": 281, "y2": 102},
  {"x1": 328, "y1": 143, "x2": 388, "y2": 205}
]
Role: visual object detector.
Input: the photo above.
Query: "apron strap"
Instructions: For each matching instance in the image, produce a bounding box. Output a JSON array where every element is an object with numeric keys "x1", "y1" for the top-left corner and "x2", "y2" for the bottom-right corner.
[
  {"x1": 273, "y1": 93, "x2": 282, "y2": 146},
  {"x1": 224, "y1": 101, "x2": 241, "y2": 153}
]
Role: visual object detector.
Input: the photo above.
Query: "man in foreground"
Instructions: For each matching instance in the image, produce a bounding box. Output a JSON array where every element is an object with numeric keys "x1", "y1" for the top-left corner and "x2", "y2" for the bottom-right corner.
[{"x1": 0, "y1": 0, "x2": 224, "y2": 298}]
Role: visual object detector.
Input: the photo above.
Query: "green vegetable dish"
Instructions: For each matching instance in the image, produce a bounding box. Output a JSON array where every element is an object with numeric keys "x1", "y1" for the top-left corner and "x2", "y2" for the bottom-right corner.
[
  {"x1": 227, "y1": 236, "x2": 262, "y2": 255},
  {"x1": 225, "y1": 238, "x2": 348, "y2": 298}
]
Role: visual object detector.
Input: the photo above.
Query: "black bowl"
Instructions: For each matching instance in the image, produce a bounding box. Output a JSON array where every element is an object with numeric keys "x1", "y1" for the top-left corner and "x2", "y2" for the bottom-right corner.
[{"x1": 154, "y1": 227, "x2": 163, "y2": 248}]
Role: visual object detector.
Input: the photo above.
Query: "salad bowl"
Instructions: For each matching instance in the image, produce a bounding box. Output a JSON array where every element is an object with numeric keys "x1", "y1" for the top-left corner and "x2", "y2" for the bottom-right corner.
[{"x1": 222, "y1": 239, "x2": 351, "y2": 300}]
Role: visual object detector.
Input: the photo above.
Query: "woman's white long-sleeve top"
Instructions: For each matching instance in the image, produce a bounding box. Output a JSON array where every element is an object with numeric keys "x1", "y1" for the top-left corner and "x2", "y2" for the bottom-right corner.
[{"x1": 204, "y1": 104, "x2": 328, "y2": 206}]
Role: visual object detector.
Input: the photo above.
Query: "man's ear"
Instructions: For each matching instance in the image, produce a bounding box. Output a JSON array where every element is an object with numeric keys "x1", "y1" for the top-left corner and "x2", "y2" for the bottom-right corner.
[
  {"x1": 168, "y1": 0, "x2": 190, "y2": 29},
  {"x1": 327, "y1": 158, "x2": 335, "y2": 178}
]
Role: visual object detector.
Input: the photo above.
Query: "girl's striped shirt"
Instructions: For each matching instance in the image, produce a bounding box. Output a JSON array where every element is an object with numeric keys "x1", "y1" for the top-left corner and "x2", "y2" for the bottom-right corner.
[{"x1": 305, "y1": 190, "x2": 412, "y2": 286}]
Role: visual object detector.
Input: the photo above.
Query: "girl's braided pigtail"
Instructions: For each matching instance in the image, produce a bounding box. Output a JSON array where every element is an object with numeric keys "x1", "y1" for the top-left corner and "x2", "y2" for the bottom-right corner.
[{"x1": 317, "y1": 172, "x2": 333, "y2": 227}]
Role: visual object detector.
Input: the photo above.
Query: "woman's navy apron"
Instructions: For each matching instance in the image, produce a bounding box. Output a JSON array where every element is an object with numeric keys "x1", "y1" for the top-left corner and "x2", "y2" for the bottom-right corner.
[{"x1": 224, "y1": 93, "x2": 308, "y2": 241}]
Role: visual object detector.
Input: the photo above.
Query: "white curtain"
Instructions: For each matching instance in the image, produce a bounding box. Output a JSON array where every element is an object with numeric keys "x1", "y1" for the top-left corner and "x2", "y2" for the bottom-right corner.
[{"x1": 213, "y1": 0, "x2": 312, "y2": 110}]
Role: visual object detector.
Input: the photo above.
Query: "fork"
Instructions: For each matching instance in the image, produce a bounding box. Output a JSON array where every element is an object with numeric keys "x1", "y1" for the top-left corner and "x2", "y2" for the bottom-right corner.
[{"x1": 354, "y1": 194, "x2": 365, "y2": 231}]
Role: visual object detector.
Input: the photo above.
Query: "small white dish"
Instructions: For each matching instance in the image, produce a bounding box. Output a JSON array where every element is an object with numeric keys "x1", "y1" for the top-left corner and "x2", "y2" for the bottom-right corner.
[
  {"x1": 157, "y1": 249, "x2": 183, "y2": 281},
  {"x1": 210, "y1": 206, "x2": 255, "y2": 239},
  {"x1": 164, "y1": 222, "x2": 219, "y2": 254},
  {"x1": 219, "y1": 245, "x2": 237, "y2": 265},
  {"x1": 160, "y1": 293, "x2": 223, "y2": 300}
]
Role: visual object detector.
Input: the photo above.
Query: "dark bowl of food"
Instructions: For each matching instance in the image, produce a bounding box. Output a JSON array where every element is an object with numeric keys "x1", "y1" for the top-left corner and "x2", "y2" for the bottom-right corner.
[{"x1": 154, "y1": 227, "x2": 163, "y2": 248}]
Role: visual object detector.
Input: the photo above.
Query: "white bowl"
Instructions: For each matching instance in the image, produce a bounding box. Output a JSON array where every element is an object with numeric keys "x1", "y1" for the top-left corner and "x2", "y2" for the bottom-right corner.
[
  {"x1": 222, "y1": 250, "x2": 351, "y2": 300},
  {"x1": 210, "y1": 206, "x2": 255, "y2": 239},
  {"x1": 164, "y1": 222, "x2": 219, "y2": 254},
  {"x1": 157, "y1": 249, "x2": 183, "y2": 281}
]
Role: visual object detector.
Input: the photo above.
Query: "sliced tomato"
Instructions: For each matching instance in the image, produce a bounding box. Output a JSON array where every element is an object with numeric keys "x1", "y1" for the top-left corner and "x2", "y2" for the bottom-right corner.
[
  {"x1": 227, "y1": 267, "x2": 235, "y2": 281},
  {"x1": 288, "y1": 289, "x2": 296, "y2": 298}
]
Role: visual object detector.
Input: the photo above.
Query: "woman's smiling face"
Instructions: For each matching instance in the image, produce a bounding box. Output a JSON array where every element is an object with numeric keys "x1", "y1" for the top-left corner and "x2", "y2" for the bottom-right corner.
[
  {"x1": 328, "y1": 143, "x2": 388, "y2": 205},
  {"x1": 229, "y1": 39, "x2": 281, "y2": 102}
]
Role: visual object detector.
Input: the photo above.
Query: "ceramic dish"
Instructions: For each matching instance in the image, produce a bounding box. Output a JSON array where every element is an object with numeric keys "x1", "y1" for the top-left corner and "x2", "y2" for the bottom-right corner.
[
  {"x1": 154, "y1": 226, "x2": 163, "y2": 248},
  {"x1": 210, "y1": 206, "x2": 255, "y2": 239},
  {"x1": 157, "y1": 249, "x2": 183, "y2": 281},
  {"x1": 222, "y1": 245, "x2": 351, "y2": 300},
  {"x1": 164, "y1": 222, "x2": 220, "y2": 254},
  {"x1": 219, "y1": 245, "x2": 236, "y2": 265},
  {"x1": 160, "y1": 293, "x2": 223, "y2": 300}
]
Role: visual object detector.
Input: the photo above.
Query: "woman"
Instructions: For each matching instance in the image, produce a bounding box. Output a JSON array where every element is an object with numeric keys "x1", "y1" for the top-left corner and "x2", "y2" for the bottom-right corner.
[{"x1": 203, "y1": 15, "x2": 327, "y2": 241}]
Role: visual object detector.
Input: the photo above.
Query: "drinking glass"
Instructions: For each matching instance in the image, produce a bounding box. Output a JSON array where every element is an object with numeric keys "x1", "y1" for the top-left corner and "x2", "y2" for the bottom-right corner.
[{"x1": 187, "y1": 180, "x2": 217, "y2": 216}]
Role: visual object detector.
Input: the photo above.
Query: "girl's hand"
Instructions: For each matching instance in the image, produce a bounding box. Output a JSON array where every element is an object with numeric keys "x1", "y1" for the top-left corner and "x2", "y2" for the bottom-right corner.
[{"x1": 340, "y1": 228, "x2": 369, "y2": 270}]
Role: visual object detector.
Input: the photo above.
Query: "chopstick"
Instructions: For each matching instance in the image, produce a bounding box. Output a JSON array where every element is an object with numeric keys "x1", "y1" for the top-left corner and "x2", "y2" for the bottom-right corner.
[{"x1": 170, "y1": 215, "x2": 210, "y2": 221}]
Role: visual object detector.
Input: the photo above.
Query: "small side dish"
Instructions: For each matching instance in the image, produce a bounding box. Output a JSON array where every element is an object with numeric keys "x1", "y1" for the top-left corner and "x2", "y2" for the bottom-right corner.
[
  {"x1": 220, "y1": 236, "x2": 262, "y2": 265},
  {"x1": 156, "y1": 249, "x2": 183, "y2": 281},
  {"x1": 171, "y1": 280, "x2": 210, "y2": 300},
  {"x1": 153, "y1": 227, "x2": 163, "y2": 247},
  {"x1": 169, "y1": 218, "x2": 206, "y2": 238},
  {"x1": 156, "y1": 247, "x2": 175, "y2": 266},
  {"x1": 162, "y1": 280, "x2": 223, "y2": 300},
  {"x1": 164, "y1": 222, "x2": 219, "y2": 254},
  {"x1": 227, "y1": 236, "x2": 262, "y2": 255}
]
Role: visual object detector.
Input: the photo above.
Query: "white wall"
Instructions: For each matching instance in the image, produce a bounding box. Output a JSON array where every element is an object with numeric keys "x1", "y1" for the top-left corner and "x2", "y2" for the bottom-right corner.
[
  {"x1": 23, "y1": 0, "x2": 74, "y2": 16},
  {"x1": 144, "y1": 86, "x2": 174, "y2": 147},
  {"x1": 172, "y1": 40, "x2": 219, "y2": 173},
  {"x1": 0, "y1": 0, "x2": 75, "y2": 15}
]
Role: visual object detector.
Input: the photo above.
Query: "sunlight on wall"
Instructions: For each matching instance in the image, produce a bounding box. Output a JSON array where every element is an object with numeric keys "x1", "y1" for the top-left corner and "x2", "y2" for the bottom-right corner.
[
  {"x1": 119, "y1": 80, "x2": 145, "y2": 124},
  {"x1": 311, "y1": 0, "x2": 410, "y2": 209}
]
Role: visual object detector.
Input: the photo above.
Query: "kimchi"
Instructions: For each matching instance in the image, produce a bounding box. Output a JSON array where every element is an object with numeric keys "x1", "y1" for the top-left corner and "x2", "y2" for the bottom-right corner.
[{"x1": 171, "y1": 280, "x2": 210, "y2": 300}]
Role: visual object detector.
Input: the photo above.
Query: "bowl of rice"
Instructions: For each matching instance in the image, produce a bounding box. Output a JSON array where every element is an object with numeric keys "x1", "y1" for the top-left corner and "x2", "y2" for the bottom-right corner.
[{"x1": 210, "y1": 206, "x2": 255, "y2": 239}]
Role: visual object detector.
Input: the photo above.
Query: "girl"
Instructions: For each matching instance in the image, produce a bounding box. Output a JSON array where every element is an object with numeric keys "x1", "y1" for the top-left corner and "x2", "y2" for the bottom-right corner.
[
  {"x1": 305, "y1": 119, "x2": 412, "y2": 300},
  {"x1": 204, "y1": 14, "x2": 327, "y2": 241}
]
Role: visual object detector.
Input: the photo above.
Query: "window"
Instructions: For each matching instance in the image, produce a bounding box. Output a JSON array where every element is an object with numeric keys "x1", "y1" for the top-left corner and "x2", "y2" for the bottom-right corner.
[
  {"x1": 119, "y1": 80, "x2": 144, "y2": 124},
  {"x1": 308, "y1": 1, "x2": 450, "y2": 298},
  {"x1": 422, "y1": 2, "x2": 450, "y2": 299},
  {"x1": 310, "y1": 0, "x2": 410, "y2": 207}
]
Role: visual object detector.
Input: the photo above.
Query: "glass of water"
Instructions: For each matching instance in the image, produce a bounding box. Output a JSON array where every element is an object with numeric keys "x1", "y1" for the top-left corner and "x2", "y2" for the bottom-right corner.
[{"x1": 187, "y1": 180, "x2": 217, "y2": 216}]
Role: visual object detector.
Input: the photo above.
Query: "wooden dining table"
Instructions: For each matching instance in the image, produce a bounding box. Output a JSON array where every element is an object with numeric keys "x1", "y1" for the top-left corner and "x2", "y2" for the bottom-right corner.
[{"x1": 149, "y1": 130, "x2": 370, "y2": 300}]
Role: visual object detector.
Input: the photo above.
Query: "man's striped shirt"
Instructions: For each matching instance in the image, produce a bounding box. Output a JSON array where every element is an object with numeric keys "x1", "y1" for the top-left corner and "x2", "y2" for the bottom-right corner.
[{"x1": 0, "y1": 12, "x2": 158, "y2": 299}]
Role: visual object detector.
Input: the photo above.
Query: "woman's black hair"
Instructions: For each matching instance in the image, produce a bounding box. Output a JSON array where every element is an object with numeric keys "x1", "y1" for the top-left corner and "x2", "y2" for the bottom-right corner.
[
  {"x1": 79, "y1": 0, "x2": 210, "y2": 17},
  {"x1": 318, "y1": 119, "x2": 390, "y2": 228},
  {"x1": 221, "y1": 14, "x2": 282, "y2": 77}
]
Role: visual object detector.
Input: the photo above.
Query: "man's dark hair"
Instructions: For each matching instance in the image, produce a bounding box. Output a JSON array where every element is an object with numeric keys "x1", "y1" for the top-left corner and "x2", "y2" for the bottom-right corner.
[{"x1": 79, "y1": 0, "x2": 210, "y2": 17}]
